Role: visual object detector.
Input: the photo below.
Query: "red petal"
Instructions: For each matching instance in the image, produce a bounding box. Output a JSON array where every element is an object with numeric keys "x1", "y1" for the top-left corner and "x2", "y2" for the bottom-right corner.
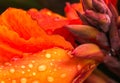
[
  {"x1": 0, "y1": 8, "x2": 73, "y2": 59},
  {"x1": 64, "y1": 2, "x2": 83, "y2": 19}
]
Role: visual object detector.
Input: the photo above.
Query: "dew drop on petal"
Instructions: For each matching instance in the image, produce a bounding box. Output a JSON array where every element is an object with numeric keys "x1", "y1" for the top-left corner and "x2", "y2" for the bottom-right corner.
[
  {"x1": 45, "y1": 53, "x2": 51, "y2": 58},
  {"x1": 28, "y1": 64, "x2": 33, "y2": 68},
  {"x1": 10, "y1": 68, "x2": 15, "y2": 73},
  {"x1": 50, "y1": 62, "x2": 53, "y2": 66},
  {"x1": 27, "y1": 69, "x2": 31, "y2": 72},
  {"x1": 32, "y1": 60, "x2": 35, "y2": 63},
  {"x1": 21, "y1": 65, "x2": 26, "y2": 69},
  {"x1": 47, "y1": 76, "x2": 54, "y2": 82},
  {"x1": 54, "y1": 51, "x2": 57, "y2": 54},
  {"x1": 77, "y1": 65, "x2": 81, "y2": 70},
  {"x1": 60, "y1": 73, "x2": 66, "y2": 78},
  {"x1": 38, "y1": 65, "x2": 47, "y2": 71},
  {"x1": 21, "y1": 71, "x2": 25, "y2": 74},
  {"x1": 32, "y1": 72, "x2": 36, "y2": 76},
  {"x1": 53, "y1": 68, "x2": 57, "y2": 71},
  {"x1": 20, "y1": 78, "x2": 27, "y2": 83},
  {"x1": 47, "y1": 12, "x2": 52, "y2": 15},
  {"x1": 1, "y1": 81, "x2": 5, "y2": 83},
  {"x1": 89, "y1": 64, "x2": 96, "y2": 69},
  {"x1": 4, "y1": 62, "x2": 12, "y2": 66}
]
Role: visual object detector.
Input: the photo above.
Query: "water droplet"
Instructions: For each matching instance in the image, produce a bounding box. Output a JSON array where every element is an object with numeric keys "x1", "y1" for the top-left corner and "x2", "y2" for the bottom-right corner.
[
  {"x1": 53, "y1": 68, "x2": 57, "y2": 71},
  {"x1": 54, "y1": 51, "x2": 57, "y2": 54},
  {"x1": 38, "y1": 65, "x2": 47, "y2": 71},
  {"x1": 89, "y1": 64, "x2": 96, "y2": 69},
  {"x1": 50, "y1": 62, "x2": 53, "y2": 66},
  {"x1": 47, "y1": 12, "x2": 52, "y2": 15},
  {"x1": 10, "y1": 68, "x2": 15, "y2": 73},
  {"x1": 77, "y1": 65, "x2": 81, "y2": 70},
  {"x1": 27, "y1": 69, "x2": 31, "y2": 72},
  {"x1": 21, "y1": 71, "x2": 25, "y2": 74},
  {"x1": 4, "y1": 62, "x2": 12, "y2": 66},
  {"x1": 21, "y1": 65, "x2": 25, "y2": 69},
  {"x1": 1, "y1": 81, "x2": 5, "y2": 83},
  {"x1": 20, "y1": 78, "x2": 27, "y2": 83},
  {"x1": 60, "y1": 73, "x2": 66, "y2": 78},
  {"x1": 28, "y1": 64, "x2": 33, "y2": 68},
  {"x1": 32, "y1": 60, "x2": 35, "y2": 63},
  {"x1": 45, "y1": 53, "x2": 51, "y2": 58},
  {"x1": 47, "y1": 76, "x2": 54, "y2": 82},
  {"x1": 32, "y1": 72, "x2": 36, "y2": 76}
]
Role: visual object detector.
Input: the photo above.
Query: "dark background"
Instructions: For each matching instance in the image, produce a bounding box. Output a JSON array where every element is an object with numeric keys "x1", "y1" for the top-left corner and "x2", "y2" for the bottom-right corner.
[
  {"x1": 118, "y1": 0, "x2": 120, "y2": 14},
  {"x1": 0, "y1": 0, "x2": 119, "y2": 15},
  {"x1": 0, "y1": 0, "x2": 79, "y2": 15}
]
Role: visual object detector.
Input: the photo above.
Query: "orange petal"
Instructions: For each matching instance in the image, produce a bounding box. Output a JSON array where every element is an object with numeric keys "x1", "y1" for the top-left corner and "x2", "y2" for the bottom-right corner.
[
  {"x1": 28, "y1": 8, "x2": 68, "y2": 34},
  {"x1": 0, "y1": 47, "x2": 97, "y2": 83},
  {"x1": 0, "y1": 43, "x2": 23, "y2": 63},
  {"x1": 28, "y1": 8, "x2": 76, "y2": 47},
  {"x1": 0, "y1": 25, "x2": 73, "y2": 53},
  {"x1": 0, "y1": 8, "x2": 73, "y2": 53},
  {"x1": 1, "y1": 8, "x2": 46, "y2": 40}
]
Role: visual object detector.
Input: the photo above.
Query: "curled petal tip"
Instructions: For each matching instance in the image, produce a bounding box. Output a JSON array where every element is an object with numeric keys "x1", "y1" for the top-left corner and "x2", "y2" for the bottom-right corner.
[
  {"x1": 66, "y1": 25, "x2": 109, "y2": 50},
  {"x1": 66, "y1": 24, "x2": 98, "y2": 38},
  {"x1": 72, "y1": 43, "x2": 104, "y2": 62}
]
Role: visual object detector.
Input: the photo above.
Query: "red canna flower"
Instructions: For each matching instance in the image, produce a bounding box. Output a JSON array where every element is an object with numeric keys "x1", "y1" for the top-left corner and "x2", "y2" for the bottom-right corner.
[
  {"x1": 1, "y1": 0, "x2": 118, "y2": 82},
  {"x1": 0, "y1": 7, "x2": 104, "y2": 83}
]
